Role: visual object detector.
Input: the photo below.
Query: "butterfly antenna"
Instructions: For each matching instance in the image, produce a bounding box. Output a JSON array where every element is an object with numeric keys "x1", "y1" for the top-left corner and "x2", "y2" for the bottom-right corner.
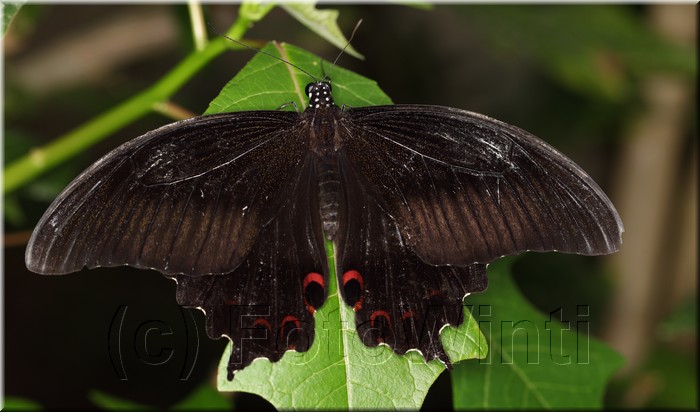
[
  {"x1": 208, "y1": 23, "x2": 318, "y2": 82},
  {"x1": 324, "y1": 19, "x2": 363, "y2": 82}
]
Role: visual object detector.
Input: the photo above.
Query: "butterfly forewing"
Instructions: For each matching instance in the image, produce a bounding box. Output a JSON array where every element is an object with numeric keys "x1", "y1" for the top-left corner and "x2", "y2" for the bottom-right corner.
[
  {"x1": 26, "y1": 112, "x2": 309, "y2": 276},
  {"x1": 338, "y1": 105, "x2": 623, "y2": 267}
]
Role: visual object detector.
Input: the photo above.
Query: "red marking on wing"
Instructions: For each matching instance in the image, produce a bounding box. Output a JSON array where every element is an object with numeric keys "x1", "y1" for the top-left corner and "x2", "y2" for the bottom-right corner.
[
  {"x1": 303, "y1": 272, "x2": 324, "y2": 289},
  {"x1": 343, "y1": 270, "x2": 364, "y2": 311},
  {"x1": 401, "y1": 310, "x2": 417, "y2": 320},
  {"x1": 253, "y1": 318, "x2": 272, "y2": 332},
  {"x1": 342, "y1": 270, "x2": 363, "y2": 289},
  {"x1": 280, "y1": 315, "x2": 302, "y2": 350},
  {"x1": 280, "y1": 315, "x2": 301, "y2": 331},
  {"x1": 370, "y1": 310, "x2": 392, "y2": 330},
  {"x1": 303, "y1": 272, "x2": 325, "y2": 314}
]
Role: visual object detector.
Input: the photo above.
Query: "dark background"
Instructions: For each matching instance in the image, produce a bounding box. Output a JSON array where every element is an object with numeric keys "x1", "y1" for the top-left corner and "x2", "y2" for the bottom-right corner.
[{"x1": 4, "y1": 4, "x2": 696, "y2": 409}]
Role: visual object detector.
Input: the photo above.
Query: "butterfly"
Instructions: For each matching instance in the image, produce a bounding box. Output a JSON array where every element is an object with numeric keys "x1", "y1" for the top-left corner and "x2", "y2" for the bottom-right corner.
[{"x1": 25, "y1": 43, "x2": 623, "y2": 381}]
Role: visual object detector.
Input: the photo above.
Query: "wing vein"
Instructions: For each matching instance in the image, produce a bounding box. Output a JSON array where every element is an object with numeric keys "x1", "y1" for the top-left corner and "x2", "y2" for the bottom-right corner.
[
  {"x1": 452, "y1": 168, "x2": 492, "y2": 261},
  {"x1": 164, "y1": 180, "x2": 197, "y2": 271},
  {"x1": 193, "y1": 171, "x2": 227, "y2": 273}
]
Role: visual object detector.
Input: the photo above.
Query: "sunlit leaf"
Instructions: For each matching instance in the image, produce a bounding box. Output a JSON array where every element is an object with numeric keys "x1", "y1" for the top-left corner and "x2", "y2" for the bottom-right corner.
[{"x1": 205, "y1": 42, "x2": 390, "y2": 115}]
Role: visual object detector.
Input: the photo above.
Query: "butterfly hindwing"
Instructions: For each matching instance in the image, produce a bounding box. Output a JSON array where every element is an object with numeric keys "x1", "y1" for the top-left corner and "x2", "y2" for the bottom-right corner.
[
  {"x1": 26, "y1": 112, "x2": 309, "y2": 276},
  {"x1": 336, "y1": 152, "x2": 488, "y2": 364},
  {"x1": 340, "y1": 105, "x2": 623, "y2": 267},
  {"x1": 172, "y1": 154, "x2": 327, "y2": 379}
]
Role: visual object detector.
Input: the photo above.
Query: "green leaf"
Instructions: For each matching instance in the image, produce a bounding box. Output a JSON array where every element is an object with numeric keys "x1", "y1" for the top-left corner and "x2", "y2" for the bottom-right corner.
[
  {"x1": 89, "y1": 383, "x2": 230, "y2": 410},
  {"x1": 219, "y1": 239, "x2": 487, "y2": 409},
  {"x1": 452, "y1": 259, "x2": 624, "y2": 409},
  {"x1": 170, "y1": 384, "x2": 232, "y2": 410},
  {"x1": 643, "y1": 345, "x2": 698, "y2": 408},
  {"x1": 280, "y1": 2, "x2": 363, "y2": 59},
  {"x1": 89, "y1": 390, "x2": 154, "y2": 410},
  {"x1": 1, "y1": 1, "x2": 24, "y2": 35},
  {"x1": 205, "y1": 42, "x2": 390, "y2": 115},
  {"x1": 2, "y1": 396, "x2": 42, "y2": 410},
  {"x1": 239, "y1": 0, "x2": 275, "y2": 23},
  {"x1": 658, "y1": 297, "x2": 696, "y2": 340}
]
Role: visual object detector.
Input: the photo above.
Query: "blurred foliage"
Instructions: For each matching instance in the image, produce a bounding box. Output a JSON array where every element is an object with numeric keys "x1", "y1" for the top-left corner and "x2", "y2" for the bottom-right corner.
[
  {"x1": 607, "y1": 345, "x2": 697, "y2": 408},
  {"x1": 606, "y1": 294, "x2": 697, "y2": 408},
  {"x1": 4, "y1": 129, "x2": 82, "y2": 227},
  {"x1": 658, "y1": 297, "x2": 696, "y2": 340},
  {"x1": 2, "y1": 396, "x2": 42, "y2": 410},
  {"x1": 642, "y1": 345, "x2": 697, "y2": 408},
  {"x1": 460, "y1": 5, "x2": 694, "y2": 102},
  {"x1": 2, "y1": 1, "x2": 24, "y2": 34},
  {"x1": 90, "y1": 383, "x2": 231, "y2": 410}
]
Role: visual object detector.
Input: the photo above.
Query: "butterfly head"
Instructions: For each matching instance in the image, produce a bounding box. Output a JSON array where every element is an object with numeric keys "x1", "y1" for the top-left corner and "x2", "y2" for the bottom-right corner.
[{"x1": 305, "y1": 81, "x2": 335, "y2": 109}]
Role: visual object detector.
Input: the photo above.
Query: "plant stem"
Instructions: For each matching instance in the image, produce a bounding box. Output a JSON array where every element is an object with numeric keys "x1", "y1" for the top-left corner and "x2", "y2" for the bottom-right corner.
[
  {"x1": 3, "y1": 15, "x2": 251, "y2": 195},
  {"x1": 188, "y1": 0, "x2": 208, "y2": 51}
]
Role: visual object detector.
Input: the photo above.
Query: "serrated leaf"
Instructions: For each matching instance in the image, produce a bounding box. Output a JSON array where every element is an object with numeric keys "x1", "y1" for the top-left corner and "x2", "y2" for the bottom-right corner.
[
  {"x1": 280, "y1": 2, "x2": 363, "y2": 59},
  {"x1": 452, "y1": 259, "x2": 624, "y2": 409},
  {"x1": 219, "y1": 240, "x2": 487, "y2": 409},
  {"x1": 2, "y1": 1, "x2": 24, "y2": 35},
  {"x1": 205, "y1": 42, "x2": 390, "y2": 115}
]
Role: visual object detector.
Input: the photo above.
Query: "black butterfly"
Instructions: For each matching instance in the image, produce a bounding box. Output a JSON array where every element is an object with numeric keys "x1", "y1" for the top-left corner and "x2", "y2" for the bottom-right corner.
[{"x1": 26, "y1": 70, "x2": 623, "y2": 380}]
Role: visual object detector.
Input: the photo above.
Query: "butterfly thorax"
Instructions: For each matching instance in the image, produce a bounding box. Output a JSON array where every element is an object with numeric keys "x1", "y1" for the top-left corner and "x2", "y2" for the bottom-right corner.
[
  {"x1": 304, "y1": 82, "x2": 340, "y2": 156},
  {"x1": 305, "y1": 81, "x2": 334, "y2": 109}
]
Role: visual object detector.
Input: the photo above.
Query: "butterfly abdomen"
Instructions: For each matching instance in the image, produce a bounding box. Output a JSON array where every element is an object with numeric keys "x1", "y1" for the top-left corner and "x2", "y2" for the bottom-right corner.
[{"x1": 317, "y1": 157, "x2": 340, "y2": 240}]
